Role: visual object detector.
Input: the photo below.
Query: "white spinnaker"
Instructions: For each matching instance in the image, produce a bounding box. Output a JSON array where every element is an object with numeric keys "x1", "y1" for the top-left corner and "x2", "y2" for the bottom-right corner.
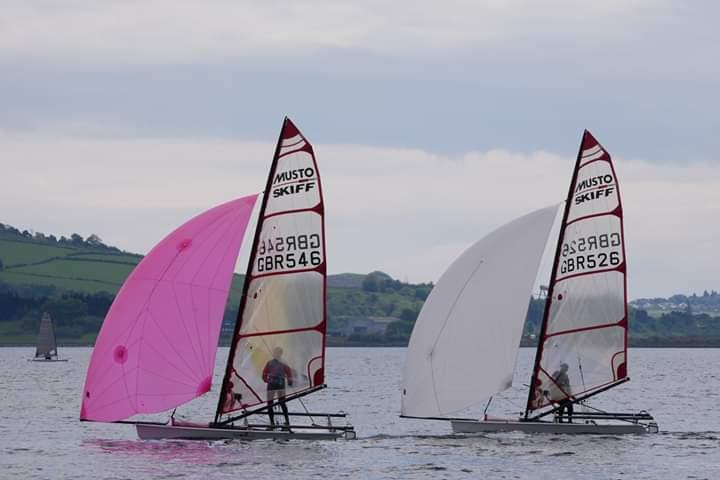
[{"x1": 401, "y1": 205, "x2": 558, "y2": 417}]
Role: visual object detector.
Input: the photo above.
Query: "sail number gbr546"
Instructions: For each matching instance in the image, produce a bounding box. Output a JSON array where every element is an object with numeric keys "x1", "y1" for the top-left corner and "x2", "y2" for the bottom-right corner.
[
  {"x1": 560, "y1": 232, "x2": 622, "y2": 275},
  {"x1": 256, "y1": 234, "x2": 322, "y2": 273}
]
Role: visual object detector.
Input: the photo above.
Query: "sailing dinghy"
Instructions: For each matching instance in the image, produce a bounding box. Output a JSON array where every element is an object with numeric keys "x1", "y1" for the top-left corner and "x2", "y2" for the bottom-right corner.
[
  {"x1": 80, "y1": 118, "x2": 355, "y2": 441},
  {"x1": 401, "y1": 130, "x2": 657, "y2": 434},
  {"x1": 31, "y1": 312, "x2": 68, "y2": 362}
]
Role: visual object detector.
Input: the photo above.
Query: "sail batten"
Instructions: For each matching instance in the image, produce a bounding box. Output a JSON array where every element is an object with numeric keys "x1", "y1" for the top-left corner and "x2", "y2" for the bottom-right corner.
[
  {"x1": 526, "y1": 130, "x2": 628, "y2": 414},
  {"x1": 217, "y1": 118, "x2": 327, "y2": 418}
]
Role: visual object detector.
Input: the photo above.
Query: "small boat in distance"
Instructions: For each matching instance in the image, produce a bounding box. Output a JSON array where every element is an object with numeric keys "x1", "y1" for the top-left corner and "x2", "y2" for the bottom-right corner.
[
  {"x1": 31, "y1": 312, "x2": 68, "y2": 362},
  {"x1": 80, "y1": 118, "x2": 355, "y2": 441},
  {"x1": 401, "y1": 130, "x2": 658, "y2": 434}
]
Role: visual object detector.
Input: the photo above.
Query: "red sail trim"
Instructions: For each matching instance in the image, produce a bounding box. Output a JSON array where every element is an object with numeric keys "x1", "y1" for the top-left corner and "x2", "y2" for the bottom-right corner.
[
  {"x1": 273, "y1": 178, "x2": 317, "y2": 189},
  {"x1": 606, "y1": 143, "x2": 630, "y2": 373},
  {"x1": 281, "y1": 137, "x2": 305, "y2": 149},
  {"x1": 564, "y1": 209, "x2": 621, "y2": 228},
  {"x1": 263, "y1": 204, "x2": 323, "y2": 220},
  {"x1": 610, "y1": 350, "x2": 627, "y2": 380},
  {"x1": 237, "y1": 324, "x2": 324, "y2": 340},
  {"x1": 577, "y1": 157, "x2": 610, "y2": 169},
  {"x1": 306, "y1": 354, "x2": 323, "y2": 386},
  {"x1": 278, "y1": 144, "x2": 313, "y2": 159},
  {"x1": 543, "y1": 319, "x2": 625, "y2": 339},
  {"x1": 249, "y1": 263, "x2": 325, "y2": 281},
  {"x1": 554, "y1": 264, "x2": 625, "y2": 283}
]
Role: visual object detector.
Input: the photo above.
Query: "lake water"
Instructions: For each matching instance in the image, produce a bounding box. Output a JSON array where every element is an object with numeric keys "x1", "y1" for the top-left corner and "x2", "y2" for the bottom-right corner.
[{"x1": 1, "y1": 347, "x2": 719, "y2": 479}]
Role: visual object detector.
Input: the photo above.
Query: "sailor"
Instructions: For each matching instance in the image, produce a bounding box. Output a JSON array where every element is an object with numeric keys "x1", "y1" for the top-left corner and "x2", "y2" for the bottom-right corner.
[
  {"x1": 262, "y1": 346, "x2": 294, "y2": 429},
  {"x1": 551, "y1": 363, "x2": 574, "y2": 423}
]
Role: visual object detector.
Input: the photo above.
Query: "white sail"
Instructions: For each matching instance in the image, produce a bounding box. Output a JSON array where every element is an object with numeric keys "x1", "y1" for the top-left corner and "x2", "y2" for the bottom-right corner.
[
  {"x1": 401, "y1": 205, "x2": 558, "y2": 417},
  {"x1": 217, "y1": 118, "x2": 327, "y2": 415},
  {"x1": 527, "y1": 131, "x2": 628, "y2": 412}
]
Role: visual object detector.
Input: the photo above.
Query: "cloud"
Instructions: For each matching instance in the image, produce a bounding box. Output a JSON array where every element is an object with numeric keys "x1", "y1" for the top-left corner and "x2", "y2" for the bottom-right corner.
[
  {"x1": 2, "y1": 130, "x2": 718, "y2": 298},
  {"x1": 0, "y1": 0, "x2": 677, "y2": 63}
]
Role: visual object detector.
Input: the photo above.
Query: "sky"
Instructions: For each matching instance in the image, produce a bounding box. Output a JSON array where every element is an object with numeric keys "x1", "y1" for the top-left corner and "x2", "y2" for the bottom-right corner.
[{"x1": 1, "y1": 1, "x2": 718, "y2": 298}]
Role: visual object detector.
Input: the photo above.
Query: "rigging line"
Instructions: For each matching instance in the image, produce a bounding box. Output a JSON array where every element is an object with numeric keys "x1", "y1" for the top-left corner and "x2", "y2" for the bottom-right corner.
[
  {"x1": 298, "y1": 397, "x2": 317, "y2": 426},
  {"x1": 578, "y1": 354, "x2": 586, "y2": 392}
]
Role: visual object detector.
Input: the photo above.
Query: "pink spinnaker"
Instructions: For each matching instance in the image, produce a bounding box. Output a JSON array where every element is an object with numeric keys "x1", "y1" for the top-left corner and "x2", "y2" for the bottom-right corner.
[{"x1": 80, "y1": 194, "x2": 258, "y2": 422}]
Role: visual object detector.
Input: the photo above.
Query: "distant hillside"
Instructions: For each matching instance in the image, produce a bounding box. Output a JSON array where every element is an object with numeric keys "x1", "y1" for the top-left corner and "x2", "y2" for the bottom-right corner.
[
  {"x1": 0, "y1": 223, "x2": 432, "y2": 346},
  {"x1": 2, "y1": 222, "x2": 720, "y2": 347},
  {"x1": 630, "y1": 292, "x2": 720, "y2": 317}
]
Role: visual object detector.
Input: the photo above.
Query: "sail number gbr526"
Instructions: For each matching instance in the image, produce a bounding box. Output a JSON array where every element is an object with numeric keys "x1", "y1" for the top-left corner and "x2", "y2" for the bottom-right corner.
[
  {"x1": 560, "y1": 232, "x2": 622, "y2": 275},
  {"x1": 256, "y1": 234, "x2": 322, "y2": 273}
]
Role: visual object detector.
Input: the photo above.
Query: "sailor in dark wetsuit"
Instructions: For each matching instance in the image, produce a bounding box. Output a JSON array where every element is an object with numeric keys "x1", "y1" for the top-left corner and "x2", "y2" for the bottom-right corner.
[
  {"x1": 262, "y1": 346, "x2": 294, "y2": 428},
  {"x1": 552, "y1": 363, "x2": 573, "y2": 423}
]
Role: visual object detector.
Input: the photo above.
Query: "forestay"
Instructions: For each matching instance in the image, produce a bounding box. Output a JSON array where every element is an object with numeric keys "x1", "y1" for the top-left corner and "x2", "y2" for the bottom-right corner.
[
  {"x1": 401, "y1": 205, "x2": 558, "y2": 418},
  {"x1": 35, "y1": 312, "x2": 58, "y2": 359},
  {"x1": 80, "y1": 195, "x2": 258, "y2": 422},
  {"x1": 527, "y1": 130, "x2": 628, "y2": 412},
  {"x1": 217, "y1": 118, "x2": 327, "y2": 416}
]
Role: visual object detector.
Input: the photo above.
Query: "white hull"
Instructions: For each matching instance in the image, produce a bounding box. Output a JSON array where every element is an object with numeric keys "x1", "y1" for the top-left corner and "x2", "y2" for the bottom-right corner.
[
  {"x1": 135, "y1": 423, "x2": 355, "y2": 441},
  {"x1": 451, "y1": 418, "x2": 656, "y2": 435}
]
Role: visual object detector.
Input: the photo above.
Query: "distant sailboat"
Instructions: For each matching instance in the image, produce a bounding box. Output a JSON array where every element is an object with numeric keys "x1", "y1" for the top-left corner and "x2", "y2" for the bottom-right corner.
[
  {"x1": 31, "y1": 312, "x2": 68, "y2": 362},
  {"x1": 401, "y1": 130, "x2": 658, "y2": 434},
  {"x1": 80, "y1": 118, "x2": 354, "y2": 441}
]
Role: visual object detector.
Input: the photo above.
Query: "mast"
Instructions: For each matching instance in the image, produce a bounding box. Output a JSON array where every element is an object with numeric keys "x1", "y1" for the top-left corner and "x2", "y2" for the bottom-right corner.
[
  {"x1": 214, "y1": 118, "x2": 287, "y2": 423},
  {"x1": 524, "y1": 130, "x2": 629, "y2": 419},
  {"x1": 215, "y1": 117, "x2": 327, "y2": 422},
  {"x1": 524, "y1": 133, "x2": 584, "y2": 418}
]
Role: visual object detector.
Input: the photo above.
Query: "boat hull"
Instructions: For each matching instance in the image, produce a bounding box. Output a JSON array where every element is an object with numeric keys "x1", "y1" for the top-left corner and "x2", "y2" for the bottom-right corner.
[
  {"x1": 135, "y1": 423, "x2": 354, "y2": 441},
  {"x1": 451, "y1": 419, "x2": 655, "y2": 435},
  {"x1": 30, "y1": 358, "x2": 69, "y2": 362}
]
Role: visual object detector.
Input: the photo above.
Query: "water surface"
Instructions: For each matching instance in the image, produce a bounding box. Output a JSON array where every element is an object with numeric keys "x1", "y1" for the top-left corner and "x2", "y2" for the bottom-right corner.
[{"x1": 1, "y1": 347, "x2": 718, "y2": 479}]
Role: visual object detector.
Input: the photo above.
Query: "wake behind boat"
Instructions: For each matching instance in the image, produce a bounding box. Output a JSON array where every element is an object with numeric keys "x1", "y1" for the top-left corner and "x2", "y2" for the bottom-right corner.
[
  {"x1": 401, "y1": 130, "x2": 658, "y2": 435},
  {"x1": 30, "y1": 312, "x2": 68, "y2": 362},
  {"x1": 80, "y1": 118, "x2": 354, "y2": 441}
]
